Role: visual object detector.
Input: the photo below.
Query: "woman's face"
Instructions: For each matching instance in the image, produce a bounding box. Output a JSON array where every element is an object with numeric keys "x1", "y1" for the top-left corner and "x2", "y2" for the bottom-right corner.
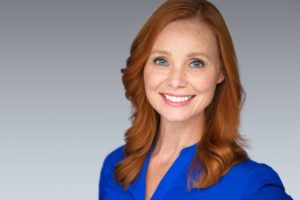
[{"x1": 143, "y1": 18, "x2": 224, "y2": 123}]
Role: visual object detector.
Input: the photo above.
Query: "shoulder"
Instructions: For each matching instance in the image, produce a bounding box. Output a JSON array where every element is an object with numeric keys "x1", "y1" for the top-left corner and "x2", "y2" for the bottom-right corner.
[
  {"x1": 99, "y1": 144, "x2": 126, "y2": 199},
  {"x1": 229, "y1": 159, "x2": 283, "y2": 187},
  {"x1": 228, "y1": 159, "x2": 293, "y2": 199},
  {"x1": 101, "y1": 144, "x2": 126, "y2": 174}
]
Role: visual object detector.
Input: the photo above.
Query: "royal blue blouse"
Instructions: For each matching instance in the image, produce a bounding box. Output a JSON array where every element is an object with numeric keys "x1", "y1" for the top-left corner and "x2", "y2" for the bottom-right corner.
[{"x1": 99, "y1": 143, "x2": 293, "y2": 200}]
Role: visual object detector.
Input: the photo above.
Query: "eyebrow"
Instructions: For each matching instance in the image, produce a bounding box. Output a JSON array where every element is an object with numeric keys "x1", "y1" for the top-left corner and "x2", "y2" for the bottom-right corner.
[{"x1": 150, "y1": 49, "x2": 210, "y2": 60}]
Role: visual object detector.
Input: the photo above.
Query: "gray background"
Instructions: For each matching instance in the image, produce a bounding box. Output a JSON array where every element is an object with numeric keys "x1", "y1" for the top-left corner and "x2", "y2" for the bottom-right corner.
[{"x1": 0, "y1": 0, "x2": 299, "y2": 199}]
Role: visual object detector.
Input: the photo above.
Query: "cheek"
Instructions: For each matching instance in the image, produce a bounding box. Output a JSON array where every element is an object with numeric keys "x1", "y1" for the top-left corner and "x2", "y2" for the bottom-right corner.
[
  {"x1": 190, "y1": 73, "x2": 217, "y2": 92},
  {"x1": 143, "y1": 68, "x2": 165, "y2": 90}
]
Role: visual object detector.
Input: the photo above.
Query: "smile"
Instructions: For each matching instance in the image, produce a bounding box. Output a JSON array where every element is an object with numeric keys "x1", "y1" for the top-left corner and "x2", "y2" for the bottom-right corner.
[
  {"x1": 163, "y1": 94, "x2": 193, "y2": 102},
  {"x1": 160, "y1": 93, "x2": 196, "y2": 107}
]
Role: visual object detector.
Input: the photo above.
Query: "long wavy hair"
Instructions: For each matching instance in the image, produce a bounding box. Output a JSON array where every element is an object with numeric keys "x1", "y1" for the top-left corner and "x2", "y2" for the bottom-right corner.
[{"x1": 116, "y1": 0, "x2": 248, "y2": 190}]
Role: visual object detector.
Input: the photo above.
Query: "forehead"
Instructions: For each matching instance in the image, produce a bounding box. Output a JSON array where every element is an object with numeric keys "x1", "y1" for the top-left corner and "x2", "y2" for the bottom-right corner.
[{"x1": 152, "y1": 18, "x2": 218, "y2": 55}]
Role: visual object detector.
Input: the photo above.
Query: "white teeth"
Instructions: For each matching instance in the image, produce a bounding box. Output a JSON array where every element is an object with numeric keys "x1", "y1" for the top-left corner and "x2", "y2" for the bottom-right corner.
[{"x1": 163, "y1": 94, "x2": 193, "y2": 103}]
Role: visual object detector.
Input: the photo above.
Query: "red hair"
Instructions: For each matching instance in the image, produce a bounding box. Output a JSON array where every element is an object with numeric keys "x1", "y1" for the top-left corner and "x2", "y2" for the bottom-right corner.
[{"x1": 116, "y1": 0, "x2": 248, "y2": 190}]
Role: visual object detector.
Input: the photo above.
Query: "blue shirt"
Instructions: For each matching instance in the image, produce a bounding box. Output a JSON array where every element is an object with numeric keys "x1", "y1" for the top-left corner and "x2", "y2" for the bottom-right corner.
[{"x1": 99, "y1": 143, "x2": 293, "y2": 200}]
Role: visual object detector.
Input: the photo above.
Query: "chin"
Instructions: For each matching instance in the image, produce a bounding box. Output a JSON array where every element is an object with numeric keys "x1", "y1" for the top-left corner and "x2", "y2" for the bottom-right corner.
[{"x1": 161, "y1": 115, "x2": 191, "y2": 123}]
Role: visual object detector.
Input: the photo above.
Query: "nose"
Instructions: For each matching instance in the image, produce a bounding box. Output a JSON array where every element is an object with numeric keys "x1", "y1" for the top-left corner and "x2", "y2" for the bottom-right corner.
[{"x1": 167, "y1": 67, "x2": 187, "y2": 88}]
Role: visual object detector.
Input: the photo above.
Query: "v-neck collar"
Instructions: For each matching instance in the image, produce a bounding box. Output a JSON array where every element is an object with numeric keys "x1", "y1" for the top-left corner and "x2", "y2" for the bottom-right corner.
[{"x1": 127, "y1": 143, "x2": 198, "y2": 200}]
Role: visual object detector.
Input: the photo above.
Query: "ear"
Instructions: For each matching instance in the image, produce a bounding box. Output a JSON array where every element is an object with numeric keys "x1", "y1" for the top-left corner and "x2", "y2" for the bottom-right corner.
[{"x1": 217, "y1": 70, "x2": 225, "y2": 84}]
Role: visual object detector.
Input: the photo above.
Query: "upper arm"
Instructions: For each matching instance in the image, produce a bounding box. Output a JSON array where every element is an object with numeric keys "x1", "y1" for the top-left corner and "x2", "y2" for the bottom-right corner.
[
  {"x1": 98, "y1": 145, "x2": 125, "y2": 200},
  {"x1": 99, "y1": 154, "x2": 112, "y2": 200},
  {"x1": 239, "y1": 164, "x2": 293, "y2": 200}
]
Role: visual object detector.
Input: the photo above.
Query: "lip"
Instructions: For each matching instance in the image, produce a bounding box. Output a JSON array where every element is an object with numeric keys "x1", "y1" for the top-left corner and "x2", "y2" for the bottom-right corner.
[
  {"x1": 160, "y1": 93, "x2": 195, "y2": 97},
  {"x1": 160, "y1": 93, "x2": 196, "y2": 107}
]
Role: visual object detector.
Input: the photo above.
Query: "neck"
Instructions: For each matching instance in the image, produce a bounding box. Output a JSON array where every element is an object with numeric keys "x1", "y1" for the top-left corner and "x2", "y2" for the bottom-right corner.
[{"x1": 152, "y1": 113, "x2": 204, "y2": 159}]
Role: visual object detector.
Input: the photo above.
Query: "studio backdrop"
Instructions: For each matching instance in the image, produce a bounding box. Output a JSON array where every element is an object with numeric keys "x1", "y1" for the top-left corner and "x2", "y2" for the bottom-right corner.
[{"x1": 0, "y1": 0, "x2": 299, "y2": 199}]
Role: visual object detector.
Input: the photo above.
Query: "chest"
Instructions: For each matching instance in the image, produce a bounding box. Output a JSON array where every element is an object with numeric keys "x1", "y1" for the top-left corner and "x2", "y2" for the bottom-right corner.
[{"x1": 145, "y1": 158, "x2": 176, "y2": 200}]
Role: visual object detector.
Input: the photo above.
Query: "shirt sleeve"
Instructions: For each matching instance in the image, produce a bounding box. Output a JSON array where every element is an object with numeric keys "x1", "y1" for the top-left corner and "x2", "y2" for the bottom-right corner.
[
  {"x1": 240, "y1": 164, "x2": 293, "y2": 200},
  {"x1": 98, "y1": 145, "x2": 125, "y2": 200},
  {"x1": 99, "y1": 155, "x2": 111, "y2": 200}
]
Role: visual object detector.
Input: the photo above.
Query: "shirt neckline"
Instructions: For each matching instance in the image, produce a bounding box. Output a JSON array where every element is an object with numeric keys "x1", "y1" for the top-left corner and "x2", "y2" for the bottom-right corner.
[
  {"x1": 127, "y1": 141, "x2": 199, "y2": 200},
  {"x1": 146, "y1": 142, "x2": 198, "y2": 199}
]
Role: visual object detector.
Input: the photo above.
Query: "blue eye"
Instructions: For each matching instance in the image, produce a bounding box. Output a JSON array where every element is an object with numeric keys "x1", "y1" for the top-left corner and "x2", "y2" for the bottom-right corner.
[
  {"x1": 153, "y1": 58, "x2": 168, "y2": 66},
  {"x1": 191, "y1": 59, "x2": 205, "y2": 69}
]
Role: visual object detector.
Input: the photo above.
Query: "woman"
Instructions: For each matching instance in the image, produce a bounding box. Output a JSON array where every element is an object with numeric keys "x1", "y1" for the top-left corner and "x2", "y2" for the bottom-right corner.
[{"x1": 99, "y1": 0, "x2": 293, "y2": 199}]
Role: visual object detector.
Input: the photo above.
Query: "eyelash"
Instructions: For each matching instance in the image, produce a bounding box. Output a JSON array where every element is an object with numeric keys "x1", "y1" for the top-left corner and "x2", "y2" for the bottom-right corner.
[
  {"x1": 153, "y1": 57, "x2": 168, "y2": 66},
  {"x1": 190, "y1": 59, "x2": 205, "y2": 69},
  {"x1": 152, "y1": 57, "x2": 205, "y2": 69}
]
